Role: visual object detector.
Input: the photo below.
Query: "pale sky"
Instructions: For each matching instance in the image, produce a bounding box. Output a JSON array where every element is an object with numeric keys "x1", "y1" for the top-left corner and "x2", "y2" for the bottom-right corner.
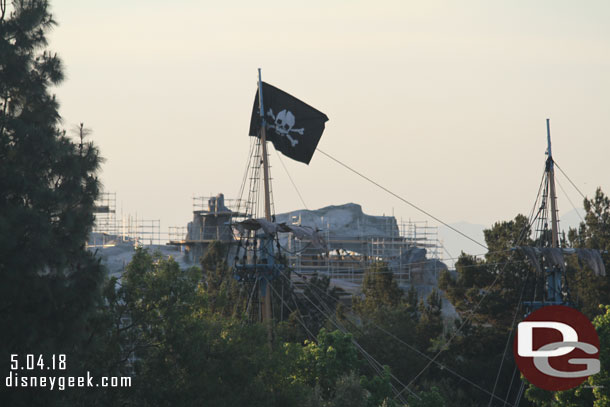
[{"x1": 47, "y1": 0, "x2": 610, "y2": 249}]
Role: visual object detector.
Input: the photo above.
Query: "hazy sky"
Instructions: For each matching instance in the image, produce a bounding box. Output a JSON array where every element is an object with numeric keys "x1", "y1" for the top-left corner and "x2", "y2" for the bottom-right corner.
[{"x1": 48, "y1": 0, "x2": 610, "y2": 249}]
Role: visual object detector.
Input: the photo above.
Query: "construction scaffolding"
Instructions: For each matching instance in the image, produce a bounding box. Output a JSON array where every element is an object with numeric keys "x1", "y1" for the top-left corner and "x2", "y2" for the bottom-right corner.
[
  {"x1": 110, "y1": 190, "x2": 446, "y2": 285},
  {"x1": 167, "y1": 194, "x2": 248, "y2": 261},
  {"x1": 192, "y1": 195, "x2": 247, "y2": 214},
  {"x1": 90, "y1": 192, "x2": 162, "y2": 247},
  {"x1": 285, "y1": 220, "x2": 444, "y2": 285},
  {"x1": 92, "y1": 192, "x2": 117, "y2": 235}
]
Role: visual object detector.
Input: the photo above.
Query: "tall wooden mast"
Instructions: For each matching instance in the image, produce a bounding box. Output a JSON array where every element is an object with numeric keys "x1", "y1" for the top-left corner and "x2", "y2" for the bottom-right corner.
[
  {"x1": 546, "y1": 119, "x2": 560, "y2": 248},
  {"x1": 258, "y1": 69, "x2": 272, "y2": 222},
  {"x1": 544, "y1": 118, "x2": 563, "y2": 303},
  {"x1": 523, "y1": 119, "x2": 565, "y2": 310},
  {"x1": 257, "y1": 68, "x2": 273, "y2": 338}
]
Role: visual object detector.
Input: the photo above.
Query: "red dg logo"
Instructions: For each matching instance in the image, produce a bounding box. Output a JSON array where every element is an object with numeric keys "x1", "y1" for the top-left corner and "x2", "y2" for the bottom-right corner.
[{"x1": 513, "y1": 305, "x2": 600, "y2": 391}]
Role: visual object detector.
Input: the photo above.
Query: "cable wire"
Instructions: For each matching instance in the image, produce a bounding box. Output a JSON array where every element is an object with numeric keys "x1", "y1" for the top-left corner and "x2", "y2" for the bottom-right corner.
[
  {"x1": 280, "y1": 272, "x2": 414, "y2": 403},
  {"x1": 394, "y1": 208, "x2": 536, "y2": 400},
  {"x1": 556, "y1": 178, "x2": 584, "y2": 224},
  {"x1": 316, "y1": 148, "x2": 488, "y2": 251},
  {"x1": 286, "y1": 267, "x2": 517, "y2": 407},
  {"x1": 554, "y1": 161, "x2": 587, "y2": 200},
  {"x1": 487, "y1": 269, "x2": 530, "y2": 406},
  {"x1": 275, "y1": 149, "x2": 308, "y2": 210}
]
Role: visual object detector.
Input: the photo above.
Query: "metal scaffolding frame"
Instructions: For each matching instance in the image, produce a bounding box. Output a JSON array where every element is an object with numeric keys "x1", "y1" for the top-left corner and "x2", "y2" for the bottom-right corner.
[
  {"x1": 90, "y1": 192, "x2": 162, "y2": 247},
  {"x1": 284, "y1": 219, "x2": 443, "y2": 284}
]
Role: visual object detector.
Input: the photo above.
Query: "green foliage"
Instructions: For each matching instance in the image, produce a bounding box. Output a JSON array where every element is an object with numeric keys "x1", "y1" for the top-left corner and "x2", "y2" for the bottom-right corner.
[
  {"x1": 299, "y1": 275, "x2": 341, "y2": 335},
  {"x1": 331, "y1": 372, "x2": 369, "y2": 407},
  {"x1": 407, "y1": 386, "x2": 446, "y2": 407},
  {"x1": 87, "y1": 248, "x2": 310, "y2": 407},
  {"x1": 590, "y1": 305, "x2": 610, "y2": 407},
  {"x1": 290, "y1": 329, "x2": 360, "y2": 397},
  {"x1": 200, "y1": 240, "x2": 247, "y2": 317},
  {"x1": 0, "y1": 1, "x2": 103, "y2": 405},
  {"x1": 438, "y1": 215, "x2": 534, "y2": 406},
  {"x1": 353, "y1": 262, "x2": 404, "y2": 315},
  {"x1": 567, "y1": 187, "x2": 610, "y2": 318},
  {"x1": 360, "y1": 366, "x2": 398, "y2": 407},
  {"x1": 570, "y1": 188, "x2": 610, "y2": 252},
  {"x1": 416, "y1": 289, "x2": 444, "y2": 351},
  {"x1": 349, "y1": 263, "x2": 452, "y2": 405}
]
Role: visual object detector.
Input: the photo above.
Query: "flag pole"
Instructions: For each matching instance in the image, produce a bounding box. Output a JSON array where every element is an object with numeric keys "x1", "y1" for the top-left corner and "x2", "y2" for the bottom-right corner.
[
  {"x1": 546, "y1": 118, "x2": 559, "y2": 248},
  {"x1": 257, "y1": 68, "x2": 273, "y2": 340},
  {"x1": 258, "y1": 68, "x2": 272, "y2": 222}
]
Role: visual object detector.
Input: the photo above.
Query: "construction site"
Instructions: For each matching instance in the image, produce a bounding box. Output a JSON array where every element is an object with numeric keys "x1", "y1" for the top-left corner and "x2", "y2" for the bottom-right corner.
[{"x1": 91, "y1": 192, "x2": 448, "y2": 296}]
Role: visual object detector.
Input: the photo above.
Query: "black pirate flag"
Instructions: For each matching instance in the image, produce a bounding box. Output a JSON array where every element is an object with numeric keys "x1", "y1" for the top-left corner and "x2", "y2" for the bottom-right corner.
[{"x1": 249, "y1": 82, "x2": 329, "y2": 165}]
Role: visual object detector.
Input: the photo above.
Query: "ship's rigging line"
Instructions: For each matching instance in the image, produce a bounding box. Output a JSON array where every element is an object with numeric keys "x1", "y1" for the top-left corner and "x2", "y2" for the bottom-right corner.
[
  {"x1": 503, "y1": 366, "x2": 519, "y2": 407},
  {"x1": 273, "y1": 272, "x2": 414, "y2": 404},
  {"x1": 244, "y1": 277, "x2": 259, "y2": 318},
  {"x1": 513, "y1": 381, "x2": 526, "y2": 406},
  {"x1": 275, "y1": 147, "x2": 454, "y2": 264},
  {"x1": 274, "y1": 271, "x2": 402, "y2": 399},
  {"x1": 395, "y1": 204, "x2": 540, "y2": 402},
  {"x1": 275, "y1": 149, "x2": 308, "y2": 210},
  {"x1": 487, "y1": 269, "x2": 531, "y2": 406},
  {"x1": 504, "y1": 251, "x2": 543, "y2": 406},
  {"x1": 277, "y1": 256, "x2": 528, "y2": 275},
  {"x1": 556, "y1": 177, "x2": 585, "y2": 223},
  {"x1": 527, "y1": 169, "x2": 546, "y2": 229},
  {"x1": 489, "y1": 165, "x2": 565, "y2": 406},
  {"x1": 258, "y1": 205, "x2": 542, "y2": 405},
  {"x1": 280, "y1": 268, "x2": 518, "y2": 407},
  {"x1": 261, "y1": 238, "x2": 519, "y2": 405},
  {"x1": 297, "y1": 275, "x2": 413, "y2": 402},
  {"x1": 243, "y1": 146, "x2": 581, "y2": 402},
  {"x1": 266, "y1": 277, "x2": 411, "y2": 404},
  {"x1": 265, "y1": 227, "x2": 529, "y2": 273},
  {"x1": 262, "y1": 146, "x2": 575, "y2": 264},
  {"x1": 235, "y1": 136, "x2": 258, "y2": 216},
  {"x1": 237, "y1": 134, "x2": 590, "y2": 401},
  {"x1": 554, "y1": 160, "x2": 587, "y2": 200},
  {"x1": 315, "y1": 148, "x2": 488, "y2": 251}
]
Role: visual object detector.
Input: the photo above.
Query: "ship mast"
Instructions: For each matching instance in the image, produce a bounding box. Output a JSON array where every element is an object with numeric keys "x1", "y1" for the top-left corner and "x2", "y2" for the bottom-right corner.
[
  {"x1": 522, "y1": 119, "x2": 566, "y2": 311},
  {"x1": 544, "y1": 119, "x2": 564, "y2": 304},
  {"x1": 258, "y1": 68, "x2": 273, "y2": 222},
  {"x1": 257, "y1": 68, "x2": 274, "y2": 341},
  {"x1": 546, "y1": 118, "x2": 560, "y2": 248}
]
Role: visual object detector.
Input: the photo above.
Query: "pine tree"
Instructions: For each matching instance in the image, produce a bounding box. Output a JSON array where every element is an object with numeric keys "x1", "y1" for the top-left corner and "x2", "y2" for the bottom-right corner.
[{"x1": 0, "y1": 1, "x2": 103, "y2": 403}]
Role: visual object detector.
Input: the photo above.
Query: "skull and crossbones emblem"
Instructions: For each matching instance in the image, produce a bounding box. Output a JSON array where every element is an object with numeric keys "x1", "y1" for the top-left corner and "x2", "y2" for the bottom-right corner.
[{"x1": 266, "y1": 108, "x2": 304, "y2": 147}]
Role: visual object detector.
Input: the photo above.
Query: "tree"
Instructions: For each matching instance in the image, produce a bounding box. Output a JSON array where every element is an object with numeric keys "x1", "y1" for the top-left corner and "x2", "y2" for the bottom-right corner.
[
  {"x1": 350, "y1": 263, "x2": 446, "y2": 403},
  {"x1": 287, "y1": 328, "x2": 396, "y2": 406},
  {"x1": 200, "y1": 240, "x2": 248, "y2": 317},
  {"x1": 290, "y1": 328, "x2": 360, "y2": 398},
  {"x1": 567, "y1": 187, "x2": 610, "y2": 318},
  {"x1": 353, "y1": 262, "x2": 404, "y2": 316},
  {"x1": 298, "y1": 275, "x2": 341, "y2": 337},
  {"x1": 407, "y1": 386, "x2": 446, "y2": 407},
  {"x1": 0, "y1": 1, "x2": 103, "y2": 405},
  {"x1": 439, "y1": 215, "x2": 534, "y2": 406},
  {"x1": 88, "y1": 248, "x2": 311, "y2": 407}
]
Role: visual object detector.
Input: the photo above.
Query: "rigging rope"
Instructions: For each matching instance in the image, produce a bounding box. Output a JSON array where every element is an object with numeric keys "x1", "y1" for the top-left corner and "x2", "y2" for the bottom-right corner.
[
  {"x1": 395, "y1": 208, "x2": 536, "y2": 400},
  {"x1": 316, "y1": 148, "x2": 488, "y2": 251},
  {"x1": 277, "y1": 272, "x2": 414, "y2": 403},
  {"x1": 487, "y1": 269, "x2": 530, "y2": 406},
  {"x1": 275, "y1": 149, "x2": 309, "y2": 210},
  {"x1": 285, "y1": 267, "x2": 517, "y2": 406},
  {"x1": 554, "y1": 161, "x2": 587, "y2": 200},
  {"x1": 556, "y1": 177, "x2": 585, "y2": 223}
]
